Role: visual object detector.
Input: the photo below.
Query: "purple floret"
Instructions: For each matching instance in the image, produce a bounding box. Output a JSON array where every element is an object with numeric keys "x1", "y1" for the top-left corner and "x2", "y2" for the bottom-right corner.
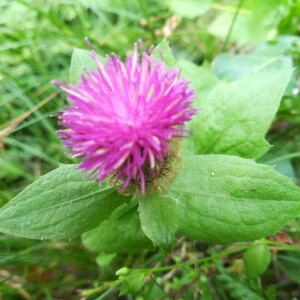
[{"x1": 53, "y1": 40, "x2": 197, "y2": 194}]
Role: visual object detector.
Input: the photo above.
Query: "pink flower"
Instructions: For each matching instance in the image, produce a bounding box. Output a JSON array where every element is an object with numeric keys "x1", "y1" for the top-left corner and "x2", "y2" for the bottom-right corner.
[{"x1": 52, "y1": 40, "x2": 197, "y2": 194}]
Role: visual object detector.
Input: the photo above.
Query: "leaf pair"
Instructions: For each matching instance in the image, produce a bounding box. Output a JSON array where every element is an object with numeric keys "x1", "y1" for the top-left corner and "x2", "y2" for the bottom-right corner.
[{"x1": 0, "y1": 154, "x2": 300, "y2": 251}]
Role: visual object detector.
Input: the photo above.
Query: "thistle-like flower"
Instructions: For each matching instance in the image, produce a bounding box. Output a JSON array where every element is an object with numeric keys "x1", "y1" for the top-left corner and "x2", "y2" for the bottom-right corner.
[{"x1": 52, "y1": 39, "x2": 197, "y2": 194}]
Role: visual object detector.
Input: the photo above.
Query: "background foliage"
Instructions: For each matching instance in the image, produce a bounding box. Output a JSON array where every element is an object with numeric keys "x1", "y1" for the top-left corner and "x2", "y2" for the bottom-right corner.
[{"x1": 0, "y1": 0, "x2": 300, "y2": 299}]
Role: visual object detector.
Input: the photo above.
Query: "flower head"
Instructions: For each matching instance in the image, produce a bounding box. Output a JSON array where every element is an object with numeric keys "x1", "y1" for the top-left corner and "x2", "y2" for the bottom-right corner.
[{"x1": 53, "y1": 39, "x2": 197, "y2": 194}]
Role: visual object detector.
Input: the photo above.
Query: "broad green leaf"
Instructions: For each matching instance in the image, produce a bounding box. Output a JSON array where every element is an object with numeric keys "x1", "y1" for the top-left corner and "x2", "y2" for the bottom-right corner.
[
  {"x1": 0, "y1": 165, "x2": 129, "y2": 240},
  {"x1": 273, "y1": 160, "x2": 296, "y2": 181},
  {"x1": 208, "y1": 13, "x2": 253, "y2": 47},
  {"x1": 137, "y1": 194, "x2": 180, "y2": 251},
  {"x1": 189, "y1": 69, "x2": 293, "y2": 158},
  {"x1": 138, "y1": 155, "x2": 300, "y2": 248},
  {"x1": 178, "y1": 60, "x2": 218, "y2": 103},
  {"x1": 212, "y1": 39, "x2": 297, "y2": 96},
  {"x1": 166, "y1": 0, "x2": 211, "y2": 18},
  {"x1": 212, "y1": 52, "x2": 292, "y2": 82},
  {"x1": 82, "y1": 205, "x2": 154, "y2": 253},
  {"x1": 70, "y1": 48, "x2": 105, "y2": 84},
  {"x1": 208, "y1": 0, "x2": 290, "y2": 46},
  {"x1": 172, "y1": 155, "x2": 300, "y2": 243},
  {"x1": 177, "y1": 60, "x2": 218, "y2": 156},
  {"x1": 154, "y1": 39, "x2": 176, "y2": 68}
]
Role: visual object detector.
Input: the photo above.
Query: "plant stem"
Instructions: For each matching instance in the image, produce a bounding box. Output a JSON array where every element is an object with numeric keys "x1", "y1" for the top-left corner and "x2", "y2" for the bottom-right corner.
[{"x1": 221, "y1": 0, "x2": 244, "y2": 52}]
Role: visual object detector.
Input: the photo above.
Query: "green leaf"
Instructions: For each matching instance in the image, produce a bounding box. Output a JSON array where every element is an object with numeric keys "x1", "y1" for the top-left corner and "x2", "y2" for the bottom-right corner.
[
  {"x1": 273, "y1": 160, "x2": 296, "y2": 181},
  {"x1": 276, "y1": 252, "x2": 300, "y2": 284},
  {"x1": 176, "y1": 60, "x2": 219, "y2": 156},
  {"x1": 208, "y1": 0, "x2": 290, "y2": 46},
  {"x1": 166, "y1": 0, "x2": 211, "y2": 18},
  {"x1": 212, "y1": 40, "x2": 297, "y2": 96},
  {"x1": 216, "y1": 272, "x2": 265, "y2": 300},
  {"x1": 96, "y1": 253, "x2": 117, "y2": 267},
  {"x1": 138, "y1": 155, "x2": 300, "y2": 248},
  {"x1": 0, "y1": 165, "x2": 129, "y2": 240},
  {"x1": 70, "y1": 48, "x2": 96, "y2": 84},
  {"x1": 120, "y1": 270, "x2": 147, "y2": 295},
  {"x1": 173, "y1": 155, "x2": 300, "y2": 243},
  {"x1": 178, "y1": 60, "x2": 218, "y2": 104},
  {"x1": 137, "y1": 194, "x2": 180, "y2": 251},
  {"x1": 153, "y1": 39, "x2": 176, "y2": 68},
  {"x1": 189, "y1": 69, "x2": 293, "y2": 159},
  {"x1": 212, "y1": 52, "x2": 293, "y2": 82},
  {"x1": 82, "y1": 205, "x2": 154, "y2": 253},
  {"x1": 0, "y1": 198, "x2": 6, "y2": 209},
  {"x1": 69, "y1": 48, "x2": 105, "y2": 84}
]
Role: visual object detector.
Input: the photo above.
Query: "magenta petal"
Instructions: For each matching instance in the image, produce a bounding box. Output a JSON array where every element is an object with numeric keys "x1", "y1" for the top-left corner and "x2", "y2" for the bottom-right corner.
[{"x1": 53, "y1": 41, "x2": 198, "y2": 194}]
